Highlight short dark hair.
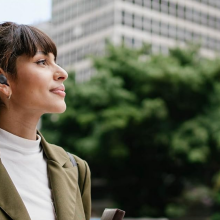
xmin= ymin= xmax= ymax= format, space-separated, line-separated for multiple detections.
xmin=0 ymin=22 xmax=57 ymax=75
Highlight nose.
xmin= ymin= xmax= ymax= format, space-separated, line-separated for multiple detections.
xmin=54 ymin=65 xmax=68 ymax=81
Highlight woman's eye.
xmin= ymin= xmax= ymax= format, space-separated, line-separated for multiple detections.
xmin=36 ymin=59 xmax=47 ymax=65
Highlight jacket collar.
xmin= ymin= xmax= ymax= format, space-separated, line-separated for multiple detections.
xmin=39 ymin=130 xmax=69 ymax=166
xmin=0 ymin=131 xmax=78 ymax=220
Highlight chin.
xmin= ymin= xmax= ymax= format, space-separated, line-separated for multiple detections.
xmin=49 ymin=103 xmax=67 ymax=113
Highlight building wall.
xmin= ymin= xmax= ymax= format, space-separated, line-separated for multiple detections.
xmin=49 ymin=0 xmax=220 ymax=81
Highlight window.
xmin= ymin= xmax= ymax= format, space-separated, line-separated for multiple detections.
xmin=185 ymin=8 xmax=193 ymax=21
xmin=169 ymin=2 xmax=176 ymax=16
xmin=168 ymin=25 xmax=176 ymax=38
xmin=134 ymin=15 xmax=142 ymax=30
xmin=201 ymin=35 xmax=209 ymax=47
xmin=124 ymin=11 xmax=133 ymax=26
xmin=208 ymin=16 xmax=216 ymax=28
xmin=193 ymin=9 xmax=200 ymax=23
xmin=177 ymin=4 xmax=185 ymax=19
xmin=184 ymin=30 xmax=192 ymax=41
xmin=193 ymin=33 xmax=201 ymax=43
xmin=161 ymin=1 xmax=168 ymax=13
xmin=143 ymin=0 xmax=151 ymax=8
xmin=216 ymin=17 xmax=220 ymax=29
xmin=135 ymin=0 xmax=143 ymax=5
xmin=201 ymin=13 xmax=208 ymax=25
xmin=152 ymin=0 xmax=160 ymax=11
xmin=160 ymin=23 xmax=169 ymax=37
xmin=152 ymin=20 xmax=160 ymax=34
xmin=176 ymin=26 xmax=185 ymax=41
xmin=143 ymin=17 xmax=151 ymax=31
xmin=124 ymin=36 xmax=133 ymax=47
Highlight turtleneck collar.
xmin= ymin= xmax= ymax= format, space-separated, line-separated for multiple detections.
xmin=0 ymin=128 xmax=41 ymax=154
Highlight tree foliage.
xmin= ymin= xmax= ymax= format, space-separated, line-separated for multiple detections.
xmin=42 ymin=43 xmax=220 ymax=218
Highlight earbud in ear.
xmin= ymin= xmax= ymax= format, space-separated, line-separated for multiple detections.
xmin=0 ymin=74 xmax=9 ymax=86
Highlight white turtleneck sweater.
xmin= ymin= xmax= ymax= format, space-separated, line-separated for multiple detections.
xmin=0 ymin=128 xmax=56 ymax=220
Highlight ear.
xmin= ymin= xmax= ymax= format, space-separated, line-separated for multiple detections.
xmin=0 ymin=68 xmax=12 ymax=98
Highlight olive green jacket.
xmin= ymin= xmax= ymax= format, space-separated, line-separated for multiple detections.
xmin=0 ymin=132 xmax=91 ymax=220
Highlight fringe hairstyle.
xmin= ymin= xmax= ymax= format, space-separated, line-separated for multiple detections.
xmin=0 ymin=22 xmax=57 ymax=75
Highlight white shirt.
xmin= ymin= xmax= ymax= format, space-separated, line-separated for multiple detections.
xmin=0 ymin=128 xmax=56 ymax=220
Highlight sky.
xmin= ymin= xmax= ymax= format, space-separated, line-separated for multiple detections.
xmin=0 ymin=0 xmax=51 ymax=25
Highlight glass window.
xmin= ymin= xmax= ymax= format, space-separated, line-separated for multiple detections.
xmin=124 ymin=11 xmax=133 ymax=26
xmin=124 ymin=36 xmax=133 ymax=47
xmin=216 ymin=1 xmax=220 ymax=8
xmin=122 ymin=11 xmax=125 ymax=25
xmin=216 ymin=17 xmax=220 ymax=29
xmin=152 ymin=20 xmax=160 ymax=34
xmin=143 ymin=17 xmax=151 ymax=31
xmin=134 ymin=15 xmax=142 ymax=30
xmin=169 ymin=2 xmax=177 ymax=16
xmin=201 ymin=0 xmax=208 ymax=3
xmin=217 ymin=41 xmax=220 ymax=51
xmin=168 ymin=25 xmax=176 ymax=38
xmin=177 ymin=4 xmax=185 ymax=19
xmin=176 ymin=26 xmax=185 ymax=41
xmin=193 ymin=9 xmax=200 ymax=23
xmin=152 ymin=1 xmax=160 ymax=11
xmin=160 ymin=23 xmax=169 ymax=37
xmin=143 ymin=0 xmax=151 ymax=8
xmin=209 ymin=0 xmax=216 ymax=7
xmin=184 ymin=30 xmax=192 ymax=41
xmin=161 ymin=1 xmax=168 ymax=13
xmin=135 ymin=0 xmax=143 ymax=5
xmin=115 ymin=10 xmax=122 ymax=24
xmin=201 ymin=35 xmax=208 ymax=47
xmin=185 ymin=8 xmax=193 ymax=21
xmin=208 ymin=16 xmax=216 ymax=28
xmin=193 ymin=33 xmax=201 ymax=43
xmin=201 ymin=13 xmax=208 ymax=25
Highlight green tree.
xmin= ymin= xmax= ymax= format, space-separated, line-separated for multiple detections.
xmin=42 ymin=43 xmax=220 ymax=218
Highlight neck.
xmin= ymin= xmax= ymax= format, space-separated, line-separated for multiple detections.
xmin=0 ymin=108 xmax=41 ymax=140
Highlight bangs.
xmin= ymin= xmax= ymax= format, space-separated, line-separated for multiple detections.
xmin=15 ymin=25 xmax=57 ymax=58
xmin=0 ymin=22 xmax=57 ymax=74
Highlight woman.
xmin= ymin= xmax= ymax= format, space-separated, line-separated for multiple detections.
xmin=0 ymin=22 xmax=91 ymax=220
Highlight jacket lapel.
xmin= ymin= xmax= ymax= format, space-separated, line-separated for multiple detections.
xmin=39 ymin=132 xmax=79 ymax=220
xmin=0 ymin=159 xmax=31 ymax=220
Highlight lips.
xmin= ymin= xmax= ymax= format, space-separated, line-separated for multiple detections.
xmin=50 ymin=84 xmax=66 ymax=97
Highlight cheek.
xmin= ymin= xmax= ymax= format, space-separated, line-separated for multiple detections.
xmin=12 ymin=73 xmax=49 ymax=99
xmin=22 ymin=68 xmax=49 ymax=86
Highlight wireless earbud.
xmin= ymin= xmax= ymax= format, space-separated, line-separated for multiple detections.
xmin=0 ymin=74 xmax=9 ymax=86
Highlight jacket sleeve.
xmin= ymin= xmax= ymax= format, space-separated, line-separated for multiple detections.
xmin=74 ymin=156 xmax=91 ymax=220
xmin=81 ymin=161 xmax=91 ymax=220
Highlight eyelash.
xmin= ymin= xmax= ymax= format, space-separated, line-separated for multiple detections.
xmin=36 ymin=59 xmax=47 ymax=65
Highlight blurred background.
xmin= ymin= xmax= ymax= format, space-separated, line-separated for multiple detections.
xmin=2 ymin=0 xmax=220 ymax=219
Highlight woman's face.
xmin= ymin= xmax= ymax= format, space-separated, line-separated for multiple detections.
xmin=9 ymin=51 xmax=68 ymax=115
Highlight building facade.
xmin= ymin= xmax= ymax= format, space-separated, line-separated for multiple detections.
xmin=49 ymin=0 xmax=220 ymax=81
